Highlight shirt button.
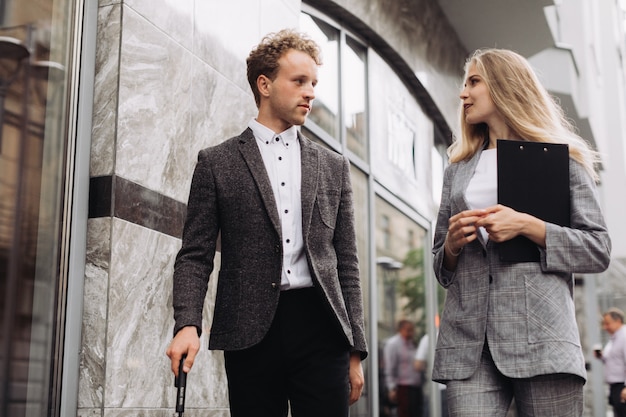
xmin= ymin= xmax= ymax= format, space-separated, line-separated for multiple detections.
xmin=278 ymin=156 xmax=282 ymax=161
xmin=287 ymin=270 xmax=291 ymax=274
xmin=281 ymin=182 xmax=285 ymax=186
xmin=284 ymin=209 xmax=289 ymax=214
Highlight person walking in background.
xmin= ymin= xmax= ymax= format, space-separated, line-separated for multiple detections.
xmin=432 ymin=48 xmax=611 ymax=417
xmin=384 ymin=319 xmax=423 ymax=417
xmin=165 ymin=29 xmax=367 ymax=417
xmin=595 ymin=308 xmax=626 ymax=417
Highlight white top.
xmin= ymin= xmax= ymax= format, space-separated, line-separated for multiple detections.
xmin=465 ymin=148 xmax=498 ymax=241
xmin=248 ymin=119 xmax=313 ymax=290
xmin=415 ymin=334 xmax=446 ymax=390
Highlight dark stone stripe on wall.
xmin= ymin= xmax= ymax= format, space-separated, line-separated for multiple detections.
xmin=88 ymin=175 xmax=113 ymax=218
xmin=88 ymin=175 xmax=187 ymax=239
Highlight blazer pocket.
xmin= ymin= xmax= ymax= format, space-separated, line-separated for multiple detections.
xmin=210 ymin=269 xmax=242 ymax=335
xmin=315 ymin=189 xmax=340 ymax=229
xmin=524 ymin=273 xmax=580 ymax=345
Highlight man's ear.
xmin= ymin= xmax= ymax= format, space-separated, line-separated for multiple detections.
xmin=257 ymin=75 xmax=271 ymax=99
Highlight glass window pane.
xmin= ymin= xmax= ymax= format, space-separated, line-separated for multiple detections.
xmin=375 ymin=196 xmax=427 ymax=417
xmin=432 ymin=145 xmax=444 ymax=205
xmin=300 ymin=13 xmax=339 ymax=138
xmin=0 ymin=0 xmax=75 ymax=415
xmin=344 ymin=36 xmax=367 ymax=161
xmin=348 ymin=165 xmax=370 ymax=417
xmin=369 ymin=51 xmax=434 ymax=210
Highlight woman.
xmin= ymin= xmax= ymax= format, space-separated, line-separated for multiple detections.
xmin=432 ymin=48 xmax=611 ymax=416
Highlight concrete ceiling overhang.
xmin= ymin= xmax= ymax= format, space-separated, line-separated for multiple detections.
xmin=437 ymin=0 xmax=556 ymax=57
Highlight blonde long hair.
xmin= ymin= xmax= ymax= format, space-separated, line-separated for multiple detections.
xmin=448 ymin=48 xmax=599 ymax=181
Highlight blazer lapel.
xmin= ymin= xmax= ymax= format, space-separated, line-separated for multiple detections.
xmin=298 ymin=133 xmax=319 ymax=240
xmin=454 ymin=147 xmax=488 ymax=248
xmin=237 ymin=128 xmax=282 ymax=235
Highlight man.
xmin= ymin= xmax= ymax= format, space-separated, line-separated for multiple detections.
xmin=165 ymin=29 xmax=367 ymax=417
xmin=384 ymin=320 xmax=423 ymax=417
xmin=596 ymin=308 xmax=626 ymax=417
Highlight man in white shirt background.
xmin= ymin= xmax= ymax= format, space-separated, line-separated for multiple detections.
xmin=595 ymin=308 xmax=626 ymax=417
xmin=384 ymin=320 xmax=423 ymax=417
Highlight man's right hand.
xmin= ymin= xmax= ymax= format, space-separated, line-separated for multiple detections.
xmin=388 ymin=388 xmax=397 ymax=404
xmin=166 ymin=326 xmax=200 ymax=377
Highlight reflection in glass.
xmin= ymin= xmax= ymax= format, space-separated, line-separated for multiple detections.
xmin=348 ymin=165 xmax=370 ymax=417
xmin=0 ymin=0 xmax=73 ymax=415
xmin=375 ymin=196 xmax=427 ymax=417
xmin=300 ymin=13 xmax=339 ymax=138
xmin=368 ymin=51 xmax=434 ymax=210
xmin=344 ymin=36 xmax=367 ymax=161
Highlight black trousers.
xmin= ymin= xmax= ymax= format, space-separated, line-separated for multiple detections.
xmin=224 ymin=287 xmax=351 ymax=417
xmin=609 ymin=383 xmax=626 ymax=417
xmin=396 ymin=385 xmax=424 ymax=417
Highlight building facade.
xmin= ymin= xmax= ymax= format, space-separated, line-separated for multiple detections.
xmin=0 ymin=0 xmax=625 ymax=416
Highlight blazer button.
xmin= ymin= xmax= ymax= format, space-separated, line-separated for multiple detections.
xmin=489 ymin=275 xmax=493 ymax=284
xmin=271 ymin=282 xmax=278 ymax=290
xmin=482 ymin=249 xmax=487 ymax=257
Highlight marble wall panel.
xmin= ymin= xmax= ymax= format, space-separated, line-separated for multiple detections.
xmin=188 ymin=56 xmax=257 ymax=165
xmin=91 ymin=4 xmax=121 ymax=177
xmin=259 ymin=0 xmax=302 ymax=41
xmin=79 ymin=217 xmax=112 ymax=411
xmin=193 ymin=0 xmax=261 ymax=94
xmin=104 ymin=218 xmax=228 ymax=410
xmin=78 ymin=409 xmax=103 ymax=417
xmin=98 ymin=0 xmax=119 ymax=7
xmin=125 ymin=0 xmax=194 ymax=50
xmin=115 ymin=5 xmax=194 ymax=202
xmin=193 ymin=0 xmax=300 ymax=93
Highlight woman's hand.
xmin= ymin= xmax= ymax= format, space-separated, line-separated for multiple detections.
xmin=443 ymin=208 xmax=487 ymax=270
xmin=446 ymin=208 xmax=487 ymax=253
xmin=476 ymin=204 xmax=546 ymax=247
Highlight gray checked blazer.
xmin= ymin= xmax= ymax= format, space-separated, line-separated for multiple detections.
xmin=172 ymin=128 xmax=367 ymax=358
xmin=432 ymin=145 xmax=611 ymax=383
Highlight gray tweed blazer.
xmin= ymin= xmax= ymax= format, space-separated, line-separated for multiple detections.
xmin=432 ymin=145 xmax=611 ymax=383
xmin=172 ymin=128 xmax=367 ymax=358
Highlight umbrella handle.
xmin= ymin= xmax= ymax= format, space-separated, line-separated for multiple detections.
xmin=175 ymin=354 xmax=187 ymax=415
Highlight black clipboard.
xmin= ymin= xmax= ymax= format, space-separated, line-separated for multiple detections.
xmin=497 ymin=139 xmax=570 ymax=262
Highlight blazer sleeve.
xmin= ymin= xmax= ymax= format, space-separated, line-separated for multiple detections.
xmin=334 ymin=155 xmax=368 ymax=357
xmin=540 ymin=158 xmax=611 ymax=273
xmin=172 ymin=149 xmax=220 ymax=336
xmin=432 ymin=162 xmax=459 ymax=288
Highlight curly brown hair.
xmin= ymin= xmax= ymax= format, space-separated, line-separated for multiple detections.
xmin=247 ymin=29 xmax=322 ymax=107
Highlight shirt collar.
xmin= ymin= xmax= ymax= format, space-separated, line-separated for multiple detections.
xmin=248 ymin=118 xmax=298 ymax=148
